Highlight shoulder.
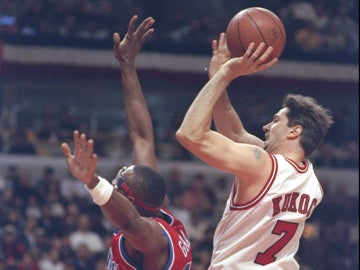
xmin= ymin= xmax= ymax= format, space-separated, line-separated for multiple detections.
xmin=235 ymin=147 xmax=274 ymax=182
xmin=232 ymin=152 xmax=276 ymax=204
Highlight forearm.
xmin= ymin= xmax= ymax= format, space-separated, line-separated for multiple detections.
xmin=177 ymin=69 xmax=230 ymax=141
xmin=120 ymin=66 xmax=154 ymax=143
xmin=120 ymin=65 xmax=158 ymax=169
xmin=213 ymin=91 xmax=264 ymax=146
xmin=101 ymin=189 xmax=141 ymax=231
xmin=86 ymin=174 xmax=141 ymax=230
xmin=213 ymin=91 xmax=244 ymax=141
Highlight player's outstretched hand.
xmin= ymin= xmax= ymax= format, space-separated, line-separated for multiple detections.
xmin=223 ymin=42 xmax=278 ymax=80
xmin=209 ymin=32 xmax=231 ymax=79
xmin=113 ymin=15 xmax=155 ymax=66
xmin=61 ymin=130 xmax=98 ymax=185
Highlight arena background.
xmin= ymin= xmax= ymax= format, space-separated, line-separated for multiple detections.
xmin=0 ymin=0 xmax=358 ymax=269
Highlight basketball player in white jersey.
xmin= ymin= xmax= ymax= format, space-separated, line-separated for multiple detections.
xmin=176 ymin=33 xmax=333 ymax=269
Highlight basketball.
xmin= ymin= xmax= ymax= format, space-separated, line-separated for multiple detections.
xmin=225 ymin=7 xmax=286 ymax=59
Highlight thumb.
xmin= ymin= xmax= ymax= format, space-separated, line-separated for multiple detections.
xmin=113 ymin=32 xmax=121 ymax=47
xmin=61 ymin=143 xmax=71 ymax=157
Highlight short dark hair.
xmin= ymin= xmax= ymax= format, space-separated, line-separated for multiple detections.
xmin=131 ymin=165 xmax=167 ymax=209
xmin=283 ymin=94 xmax=334 ymax=156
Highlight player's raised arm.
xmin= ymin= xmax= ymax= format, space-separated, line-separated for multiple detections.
xmin=113 ymin=15 xmax=158 ymax=171
xmin=61 ymin=15 xmax=192 ymax=269
xmin=210 ymin=33 xmax=264 ymax=146
xmin=61 ymin=131 xmax=167 ymax=253
xmin=176 ymin=43 xmax=277 ymax=178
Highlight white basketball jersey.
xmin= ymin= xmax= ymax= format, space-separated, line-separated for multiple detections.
xmin=209 ymin=154 xmax=323 ymax=270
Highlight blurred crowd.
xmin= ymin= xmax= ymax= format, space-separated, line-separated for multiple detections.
xmin=0 ymin=164 xmax=358 ymax=270
xmin=0 ymin=94 xmax=357 ymax=169
xmin=0 ymin=0 xmax=358 ymax=167
xmin=0 ymin=0 xmax=358 ymax=63
xmin=0 ymin=0 xmax=358 ymax=269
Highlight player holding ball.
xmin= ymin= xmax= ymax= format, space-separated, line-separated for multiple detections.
xmin=176 ymin=8 xmax=333 ymax=269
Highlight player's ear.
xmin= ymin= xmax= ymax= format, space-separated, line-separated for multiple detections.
xmin=288 ymin=125 xmax=302 ymax=139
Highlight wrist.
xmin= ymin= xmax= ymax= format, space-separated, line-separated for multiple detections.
xmin=86 ymin=173 xmax=100 ymax=189
xmin=85 ymin=176 xmax=114 ymax=205
xmin=120 ymin=62 xmax=135 ymax=71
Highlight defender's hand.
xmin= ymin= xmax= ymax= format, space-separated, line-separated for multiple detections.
xmin=61 ymin=130 xmax=98 ymax=185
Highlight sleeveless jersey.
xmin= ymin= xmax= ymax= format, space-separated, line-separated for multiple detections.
xmin=209 ymin=154 xmax=323 ymax=270
xmin=106 ymin=208 xmax=192 ymax=270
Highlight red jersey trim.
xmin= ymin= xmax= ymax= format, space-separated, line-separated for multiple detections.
xmin=230 ymin=154 xmax=278 ymax=210
xmin=284 ymin=157 xmax=309 ymax=173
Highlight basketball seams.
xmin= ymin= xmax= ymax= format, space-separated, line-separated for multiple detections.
xmin=236 ymin=16 xmax=246 ymax=56
xmin=245 ymin=10 xmax=269 ymax=51
xmin=245 ymin=10 xmax=272 ymax=60
xmin=257 ymin=9 xmax=286 ymax=52
xmin=226 ymin=7 xmax=286 ymax=59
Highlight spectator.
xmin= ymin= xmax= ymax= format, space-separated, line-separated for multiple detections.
xmin=0 ymin=172 xmax=13 ymax=197
xmin=17 ymin=251 xmax=41 ymax=270
xmin=0 ymin=224 xmax=27 ymax=268
xmin=25 ymin=194 xmax=42 ymax=220
xmin=39 ymin=248 xmax=65 ymax=270
xmin=38 ymin=204 xmax=64 ymax=238
xmin=23 ymin=215 xmax=41 ymax=249
xmin=68 ymin=214 xmax=105 ymax=255
xmin=4 ymin=165 xmax=20 ymax=192
xmin=62 ymin=203 xmax=81 ymax=235
xmin=8 ymin=128 xmax=37 ymax=155
xmin=35 ymin=167 xmax=58 ymax=194
xmin=58 ymin=105 xmax=80 ymax=140
xmin=2 ymin=207 xmax=25 ymax=233
xmin=32 ymin=227 xmax=51 ymax=258
xmin=168 ymin=190 xmax=192 ymax=232
xmin=186 ymin=211 xmax=210 ymax=242
xmin=0 ymin=189 xmax=16 ymax=226
xmin=12 ymin=172 xmax=37 ymax=206
xmin=59 ymin=172 xmax=91 ymax=203
xmin=165 ymin=167 xmax=185 ymax=204
xmin=70 ymin=244 xmax=92 ymax=270
xmin=36 ymin=107 xmax=58 ymax=142
xmin=329 ymin=6 xmax=359 ymax=54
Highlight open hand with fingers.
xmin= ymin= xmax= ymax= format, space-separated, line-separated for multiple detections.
xmin=61 ymin=130 xmax=98 ymax=186
xmin=113 ymin=15 xmax=155 ymax=66
xmin=223 ymin=42 xmax=278 ymax=81
xmin=209 ymin=32 xmax=231 ymax=79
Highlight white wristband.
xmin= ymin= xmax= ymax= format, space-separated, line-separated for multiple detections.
xmin=85 ymin=176 xmax=114 ymax=206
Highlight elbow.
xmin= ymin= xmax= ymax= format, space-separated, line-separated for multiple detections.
xmin=176 ymin=128 xmax=203 ymax=151
xmin=175 ymin=128 xmax=187 ymax=146
xmin=175 ymin=128 xmax=194 ymax=147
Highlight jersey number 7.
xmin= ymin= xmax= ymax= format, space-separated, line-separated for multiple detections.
xmin=255 ymin=220 xmax=299 ymax=265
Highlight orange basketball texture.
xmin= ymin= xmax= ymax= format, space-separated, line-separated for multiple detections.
xmin=225 ymin=7 xmax=286 ymax=59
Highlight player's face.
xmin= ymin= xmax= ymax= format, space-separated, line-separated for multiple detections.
xmin=112 ymin=166 xmax=135 ymax=197
xmin=262 ymin=108 xmax=291 ymax=153
xmin=112 ymin=166 xmax=159 ymax=212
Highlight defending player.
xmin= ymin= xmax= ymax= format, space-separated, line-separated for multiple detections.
xmin=62 ymin=15 xmax=192 ymax=270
